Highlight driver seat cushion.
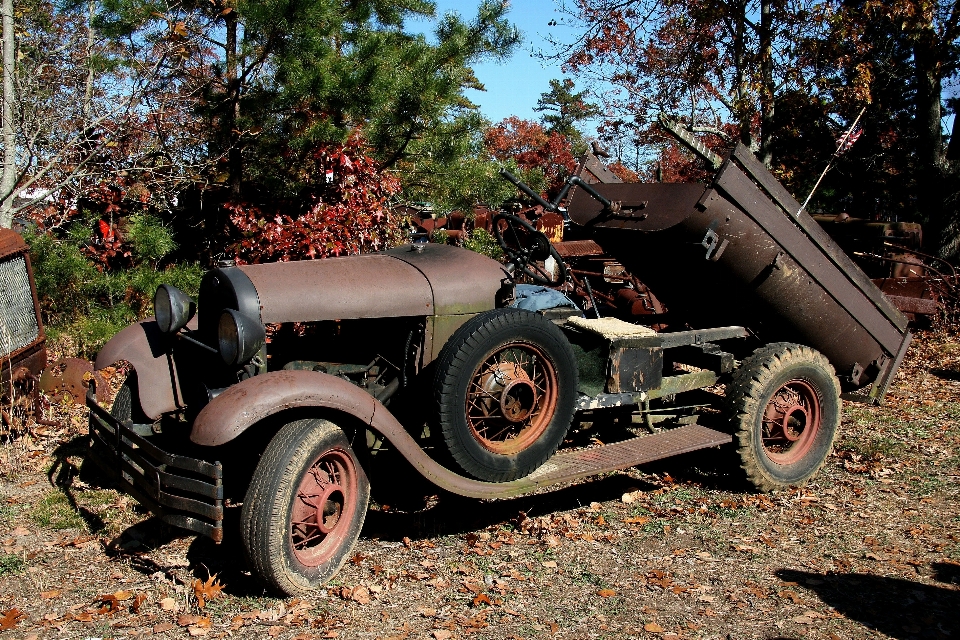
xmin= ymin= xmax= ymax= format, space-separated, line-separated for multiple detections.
xmin=565 ymin=316 xmax=657 ymax=339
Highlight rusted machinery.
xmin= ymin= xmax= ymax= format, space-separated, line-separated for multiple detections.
xmin=0 ymin=228 xmax=47 ymax=429
xmin=86 ymin=143 xmax=912 ymax=597
xmin=0 ymin=229 xmax=105 ymax=431
xmin=562 ymin=143 xmax=912 ymax=402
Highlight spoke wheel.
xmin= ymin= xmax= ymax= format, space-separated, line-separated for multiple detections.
xmin=725 ymin=343 xmax=840 ymax=492
xmin=435 ymin=308 xmax=577 ymax=482
xmin=242 ymin=419 xmax=369 ymax=595
xmin=289 ymin=449 xmax=358 ymax=567
xmin=760 ymin=379 xmax=821 ymax=465
xmin=466 ymin=342 xmax=558 ymax=455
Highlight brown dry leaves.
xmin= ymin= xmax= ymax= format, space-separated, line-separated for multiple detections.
xmin=0 ymin=608 xmax=26 ymax=630
xmin=191 ymin=574 xmax=224 ymax=608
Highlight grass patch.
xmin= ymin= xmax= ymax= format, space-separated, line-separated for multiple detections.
xmin=29 ymin=491 xmax=86 ymax=531
xmin=0 ymin=553 xmax=25 ymax=576
xmin=0 ymin=503 xmax=18 ymax=528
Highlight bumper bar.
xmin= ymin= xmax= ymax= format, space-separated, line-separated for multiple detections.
xmin=86 ymin=388 xmax=224 ymax=542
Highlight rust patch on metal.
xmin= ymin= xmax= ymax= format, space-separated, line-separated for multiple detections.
xmin=39 ymin=357 xmax=108 ymax=404
xmin=554 ymin=240 xmax=605 ymax=258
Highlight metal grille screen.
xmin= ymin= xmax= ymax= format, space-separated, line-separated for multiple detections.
xmin=0 ymin=256 xmax=40 ymax=357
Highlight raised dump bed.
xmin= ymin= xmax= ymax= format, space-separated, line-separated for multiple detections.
xmin=566 ymin=143 xmax=912 ymax=403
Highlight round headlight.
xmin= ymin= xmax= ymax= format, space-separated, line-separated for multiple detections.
xmin=154 ymin=284 xmax=196 ymax=333
xmin=155 ymin=287 xmax=172 ymax=332
xmin=218 ymin=308 xmax=266 ymax=366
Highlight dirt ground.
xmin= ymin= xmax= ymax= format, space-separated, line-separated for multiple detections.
xmin=1 ymin=330 xmax=958 ymax=640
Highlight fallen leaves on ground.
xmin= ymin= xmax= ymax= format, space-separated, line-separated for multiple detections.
xmin=191 ymin=574 xmax=224 ymax=608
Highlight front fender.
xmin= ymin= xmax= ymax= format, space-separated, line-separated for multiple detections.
xmin=94 ymin=318 xmax=183 ymax=420
xmin=190 ymin=369 xmax=532 ymax=499
xmin=191 ymin=370 xmax=377 ymax=446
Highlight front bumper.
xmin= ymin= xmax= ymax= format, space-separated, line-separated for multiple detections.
xmin=86 ymin=388 xmax=224 ymax=542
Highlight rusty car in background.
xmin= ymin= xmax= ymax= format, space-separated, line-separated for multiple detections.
xmin=0 ymin=228 xmax=47 ymax=429
xmin=0 ymin=228 xmax=106 ymax=431
xmin=87 ymin=142 xmax=912 ymax=596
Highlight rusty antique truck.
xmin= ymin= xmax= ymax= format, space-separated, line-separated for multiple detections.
xmin=87 ymin=144 xmax=912 ymax=595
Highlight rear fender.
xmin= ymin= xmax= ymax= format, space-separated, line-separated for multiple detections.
xmin=94 ymin=318 xmax=184 ymax=420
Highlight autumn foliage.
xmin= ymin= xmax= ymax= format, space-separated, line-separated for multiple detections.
xmin=227 ymin=134 xmax=404 ymax=264
xmin=484 ymin=117 xmax=578 ymax=198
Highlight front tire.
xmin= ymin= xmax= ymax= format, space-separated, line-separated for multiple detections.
xmin=111 ymin=373 xmax=154 ymax=435
xmin=434 ymin=308 xmax=577 ymax=482
xmin=725 ymin=343 xmax=841 ymax=492
xmin=241 ymin=418 xmax=369 ymax=595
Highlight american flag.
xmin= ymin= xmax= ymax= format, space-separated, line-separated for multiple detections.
xmin=837 ymin=126 xmax=862 ymax=154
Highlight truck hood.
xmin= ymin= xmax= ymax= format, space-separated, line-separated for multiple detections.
xmin=212 ymin=243 xmax=504 ymax=326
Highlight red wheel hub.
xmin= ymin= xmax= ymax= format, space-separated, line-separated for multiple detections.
xmin=761 ymin=379 xmax=822 ymax=465
xmin=466 ymin=342 xmax=558 ymax=455
xmin=289 ymin=449 xmax=357 ymax=567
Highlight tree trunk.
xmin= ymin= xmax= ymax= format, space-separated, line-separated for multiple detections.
xmin=1 ymin=0 xmax=16 ymax=228
xmin=225 ymin=8 xmax=241 ymax=198
xmin=912 ymin=7 xmax=945 ymax=249
xmin=83 ymin=0 xmax=95 ymax=119
xmin=732 ymin=0 xmax=754 ymax=152
xmin=758 ymin=0 xmax=775 ymax=168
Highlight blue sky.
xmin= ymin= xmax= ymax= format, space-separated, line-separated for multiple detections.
xmin=410 ymin=0 xmax=581 ymax=124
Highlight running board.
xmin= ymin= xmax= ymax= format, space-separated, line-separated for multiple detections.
xmin=527 ymin=424 xmax=731 ymax=486
xmin=386 ymin=423 xmax=732 ymax=500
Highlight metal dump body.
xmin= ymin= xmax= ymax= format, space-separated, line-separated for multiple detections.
xmin=567 ymin=144 xmax=911 ymax=401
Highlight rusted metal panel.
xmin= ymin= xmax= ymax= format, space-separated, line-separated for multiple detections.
xmin=94 ymin=318 xmax=184 ymax=420
xmin=239 ymin=253 xmax=433 ymax=323
xmin=568 ymin=182 xmax=708 ymax=231
xmin=731 ymin=146 xmax=907 ymax=331
xmin=711 ymin=165 xmax=905 ymax=355
xmin=554 ymin=239 xmax=605 ymax=258
xmin=426 ymin=313 xmax=476 ymax=364
xmin=237 ymin=245 xmax=502 ymax=324
xmin=386 ymin=243 xmax=505 ymax=317
xmin=607 ymin=346 xmax=662 ymax=393
xmin=0 ymin=228 xmax=28 ymax=260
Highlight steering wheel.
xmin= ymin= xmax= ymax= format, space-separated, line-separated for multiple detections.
xmin=492 ymin=213 xmax=569 ymax=287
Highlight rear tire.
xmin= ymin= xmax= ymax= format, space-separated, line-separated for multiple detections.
xmin=434 ymin=308 xmax=577 ymax=482
xmin=725 ymin=343 xmax=841 ymax=491
xmin=241 ymin=418 xmax=369 ymax=595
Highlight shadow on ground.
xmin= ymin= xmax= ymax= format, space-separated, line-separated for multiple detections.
xmin=777 ymin=568 xmax=960 ymax=640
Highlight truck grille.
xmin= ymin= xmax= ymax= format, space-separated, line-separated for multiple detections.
xmin=0 ymin=256 xmax=39 ymax=357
